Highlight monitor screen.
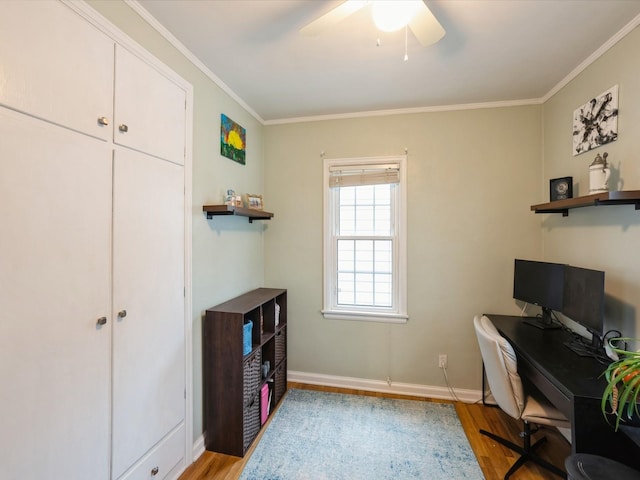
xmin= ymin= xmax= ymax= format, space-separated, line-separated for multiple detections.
xmin=562 ymin=265 xmax=605 ymax=339
xmin=513 ymin=259 xmax=565 ymax=312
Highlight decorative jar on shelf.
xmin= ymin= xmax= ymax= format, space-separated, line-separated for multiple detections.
xmin=589 ymin=152 xmax=611 ymax=194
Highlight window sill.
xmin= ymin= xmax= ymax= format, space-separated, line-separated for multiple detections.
xmin=321 ymin=309 xmax=408 ymax=324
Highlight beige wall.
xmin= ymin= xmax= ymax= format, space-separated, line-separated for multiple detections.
xmin=264 ymin=107 xmax=543 ymax=389
xmin=87 ymin=1 xmax=267 ymax=442
xmin=542 ymin=25 xmax=640 ymax=340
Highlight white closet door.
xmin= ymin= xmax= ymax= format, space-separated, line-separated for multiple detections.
xmin=0 ymin=0 xmax=114 ymax=140
xmin=0 ymin=108 xmax=112 ymax=480
xmin=114 ymin=46 xmax=186 ymax=164
xmin=111 ymin=148 xmax=185 ymax=479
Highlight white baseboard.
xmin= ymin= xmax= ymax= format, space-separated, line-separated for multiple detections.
xmin=288 ymin=370 xmax=483 ymax=404
xmin=191 ymin=434 xmax=205 ymax=463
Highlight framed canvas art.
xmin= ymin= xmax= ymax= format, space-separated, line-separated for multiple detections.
xmin=572 ymin=85 xmax=618 ymax=156
xmin=221 ymin=114 xmax=246 ymax=165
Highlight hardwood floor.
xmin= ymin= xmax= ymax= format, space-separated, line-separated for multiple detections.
xmin=179 ymin=382 xmax=570 ymax=480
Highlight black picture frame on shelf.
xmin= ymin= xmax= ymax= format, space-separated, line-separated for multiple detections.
xmin=550 ymin=176 xmax=573 ymax=201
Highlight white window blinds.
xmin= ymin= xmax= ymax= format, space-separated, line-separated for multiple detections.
xmin=329 ymin=163 xmax=400 ymax=188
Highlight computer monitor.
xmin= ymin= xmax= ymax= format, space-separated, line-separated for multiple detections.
xmin=563 ymin=265 xmax=605 ymax=347
xmin=513 ymin=259 xmax=565 ymax=329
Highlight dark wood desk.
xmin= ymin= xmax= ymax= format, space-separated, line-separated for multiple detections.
xmin=487 ymin=314 xmax=640 ymax=469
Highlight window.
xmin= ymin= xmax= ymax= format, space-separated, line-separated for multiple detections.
xmin=322 ymin=156 xmax=407 ymax=323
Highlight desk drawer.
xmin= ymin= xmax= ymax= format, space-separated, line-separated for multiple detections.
xmin=519 ymin=358 xmax=571 ymax=418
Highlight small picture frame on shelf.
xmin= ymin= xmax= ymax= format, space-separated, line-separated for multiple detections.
xmin=550 ymin=176 xmax=573 ymax=201
xmin=245 ymin=194 xmax=263 ymax=210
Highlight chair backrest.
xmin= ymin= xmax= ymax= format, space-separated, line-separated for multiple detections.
xmin=473 ymin=315 xmax=525 ymax=419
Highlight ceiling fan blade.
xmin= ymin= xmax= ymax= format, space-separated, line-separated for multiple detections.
xmin=300 ymin=0 xmax=368 ymax=36
xmin=409 ymin=2 xmax=445 ymax=47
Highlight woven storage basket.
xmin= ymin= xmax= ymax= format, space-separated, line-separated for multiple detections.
xmin=243 ymin=350 xmax=261 ymax=408
xmin=242 ymin=397 xmax=260 ymax=453
xmin=274 ymin=360 xmax=287 ymax=405
xmin=275 ymin=327 xmax=286 ymax=365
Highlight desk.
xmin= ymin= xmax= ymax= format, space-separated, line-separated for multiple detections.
xmin=487 ymin=314 xmax=640 ymax=469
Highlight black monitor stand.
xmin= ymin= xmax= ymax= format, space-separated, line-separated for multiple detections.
xmin=523 ymin=307 xmax=561 ymax=330
xmin=564 ymin=330 xmax=604 ymax=357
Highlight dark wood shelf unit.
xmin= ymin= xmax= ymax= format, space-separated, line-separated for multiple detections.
xmin=202 ymin=204 xmax=274 ymax=223
xmin=203 ymin=288 xmax=287 ymax=457
xmin=531 ymin=190 xmax=640 ymax=216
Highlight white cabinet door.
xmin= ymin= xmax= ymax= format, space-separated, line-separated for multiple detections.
xmin=0 ymin=1 xmax=114 ymax=140
xmin=114 ymin=46 xmax=186 ymax=164
xmin=111 ymin=148 xmax=185 ymax=479
xmin=0 ymin=108 xmax=112 ymax=480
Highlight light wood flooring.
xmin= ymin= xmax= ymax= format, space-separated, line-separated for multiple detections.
xmin=179 ymin=382 xmax=570 ymax=480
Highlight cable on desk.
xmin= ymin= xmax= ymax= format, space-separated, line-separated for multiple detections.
xmin=564 ymin=330 xmax=622 ymax=365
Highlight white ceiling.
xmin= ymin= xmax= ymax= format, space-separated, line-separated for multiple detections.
xmin=133 ymin=0 xmax=640 ymax=123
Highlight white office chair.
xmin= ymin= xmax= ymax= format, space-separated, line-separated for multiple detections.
xmin=473 ymin=314 xmax=570 ymax=479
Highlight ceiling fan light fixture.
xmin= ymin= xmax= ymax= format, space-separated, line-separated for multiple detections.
xmin=371 ymin=0 xmax=420 ymax=33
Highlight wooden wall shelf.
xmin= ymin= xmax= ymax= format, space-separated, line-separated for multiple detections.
xmin=531 ymin=190 xmax=640 ymax=216
xmin=203 ymin=204 xmax=274 ymax=223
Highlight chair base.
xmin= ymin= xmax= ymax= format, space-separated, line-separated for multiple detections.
xmin=480 ymin=423 xmax=566 ymax=479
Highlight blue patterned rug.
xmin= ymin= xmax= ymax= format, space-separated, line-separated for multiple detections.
xmin=239 ymin=388 xmax=484 ymax=480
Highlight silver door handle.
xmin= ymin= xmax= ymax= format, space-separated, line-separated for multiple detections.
xmin=118 ymin=310 xmax=127 ymax=319
xmin=119 ymin=124 xmax=129 ymax=133
xmin=97 ymin=116 xmax=109 ymax=126
xmin=96 ymin=316 xmax=107 ymax=326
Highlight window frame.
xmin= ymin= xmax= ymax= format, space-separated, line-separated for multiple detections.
xmin=322 ymin=155 xmax=408 ymax=323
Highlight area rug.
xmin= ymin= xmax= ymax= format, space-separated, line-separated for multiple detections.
xmin=239 ymin=388 xmax=484 ymax=480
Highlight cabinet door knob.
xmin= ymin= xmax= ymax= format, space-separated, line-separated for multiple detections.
xmin=118 ymin=124 xmax=129 ymax=133
xmin=118 ymin=310 xmax=127 ymax=319
xmin=151 ymin=466 xmax=159 ymax=476
xmin=97 ymin=116 xmax=109 ymax=126
xmin=96 ymin=316 xmax=107 ymax=326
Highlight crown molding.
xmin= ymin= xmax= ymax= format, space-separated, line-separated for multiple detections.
xmin=125 ymin=0 xmax=265 ymax=124
xmin=264 ymin=98 xmax=543 ymax=125
xmin=542 ymin=13 xmax=640 ymax=103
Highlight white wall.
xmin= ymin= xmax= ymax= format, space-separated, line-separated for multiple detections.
xmin=87 ymin=0 xmax=267 ymax=443
xmin=542 ymin=25 xmax=640 ymax=340
xmin=264 ymin=106 xmax=543 ymax=390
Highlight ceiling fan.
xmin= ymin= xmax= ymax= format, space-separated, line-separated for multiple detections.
xmin=300 ymin=0 xmax=445 ymax=47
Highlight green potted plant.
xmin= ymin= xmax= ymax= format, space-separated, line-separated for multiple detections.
xmin=601 ymin=338 xmax=640 ymax=430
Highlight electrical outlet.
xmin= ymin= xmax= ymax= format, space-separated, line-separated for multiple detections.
xmin=438 ymin=354 xmax=447 ymax=369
